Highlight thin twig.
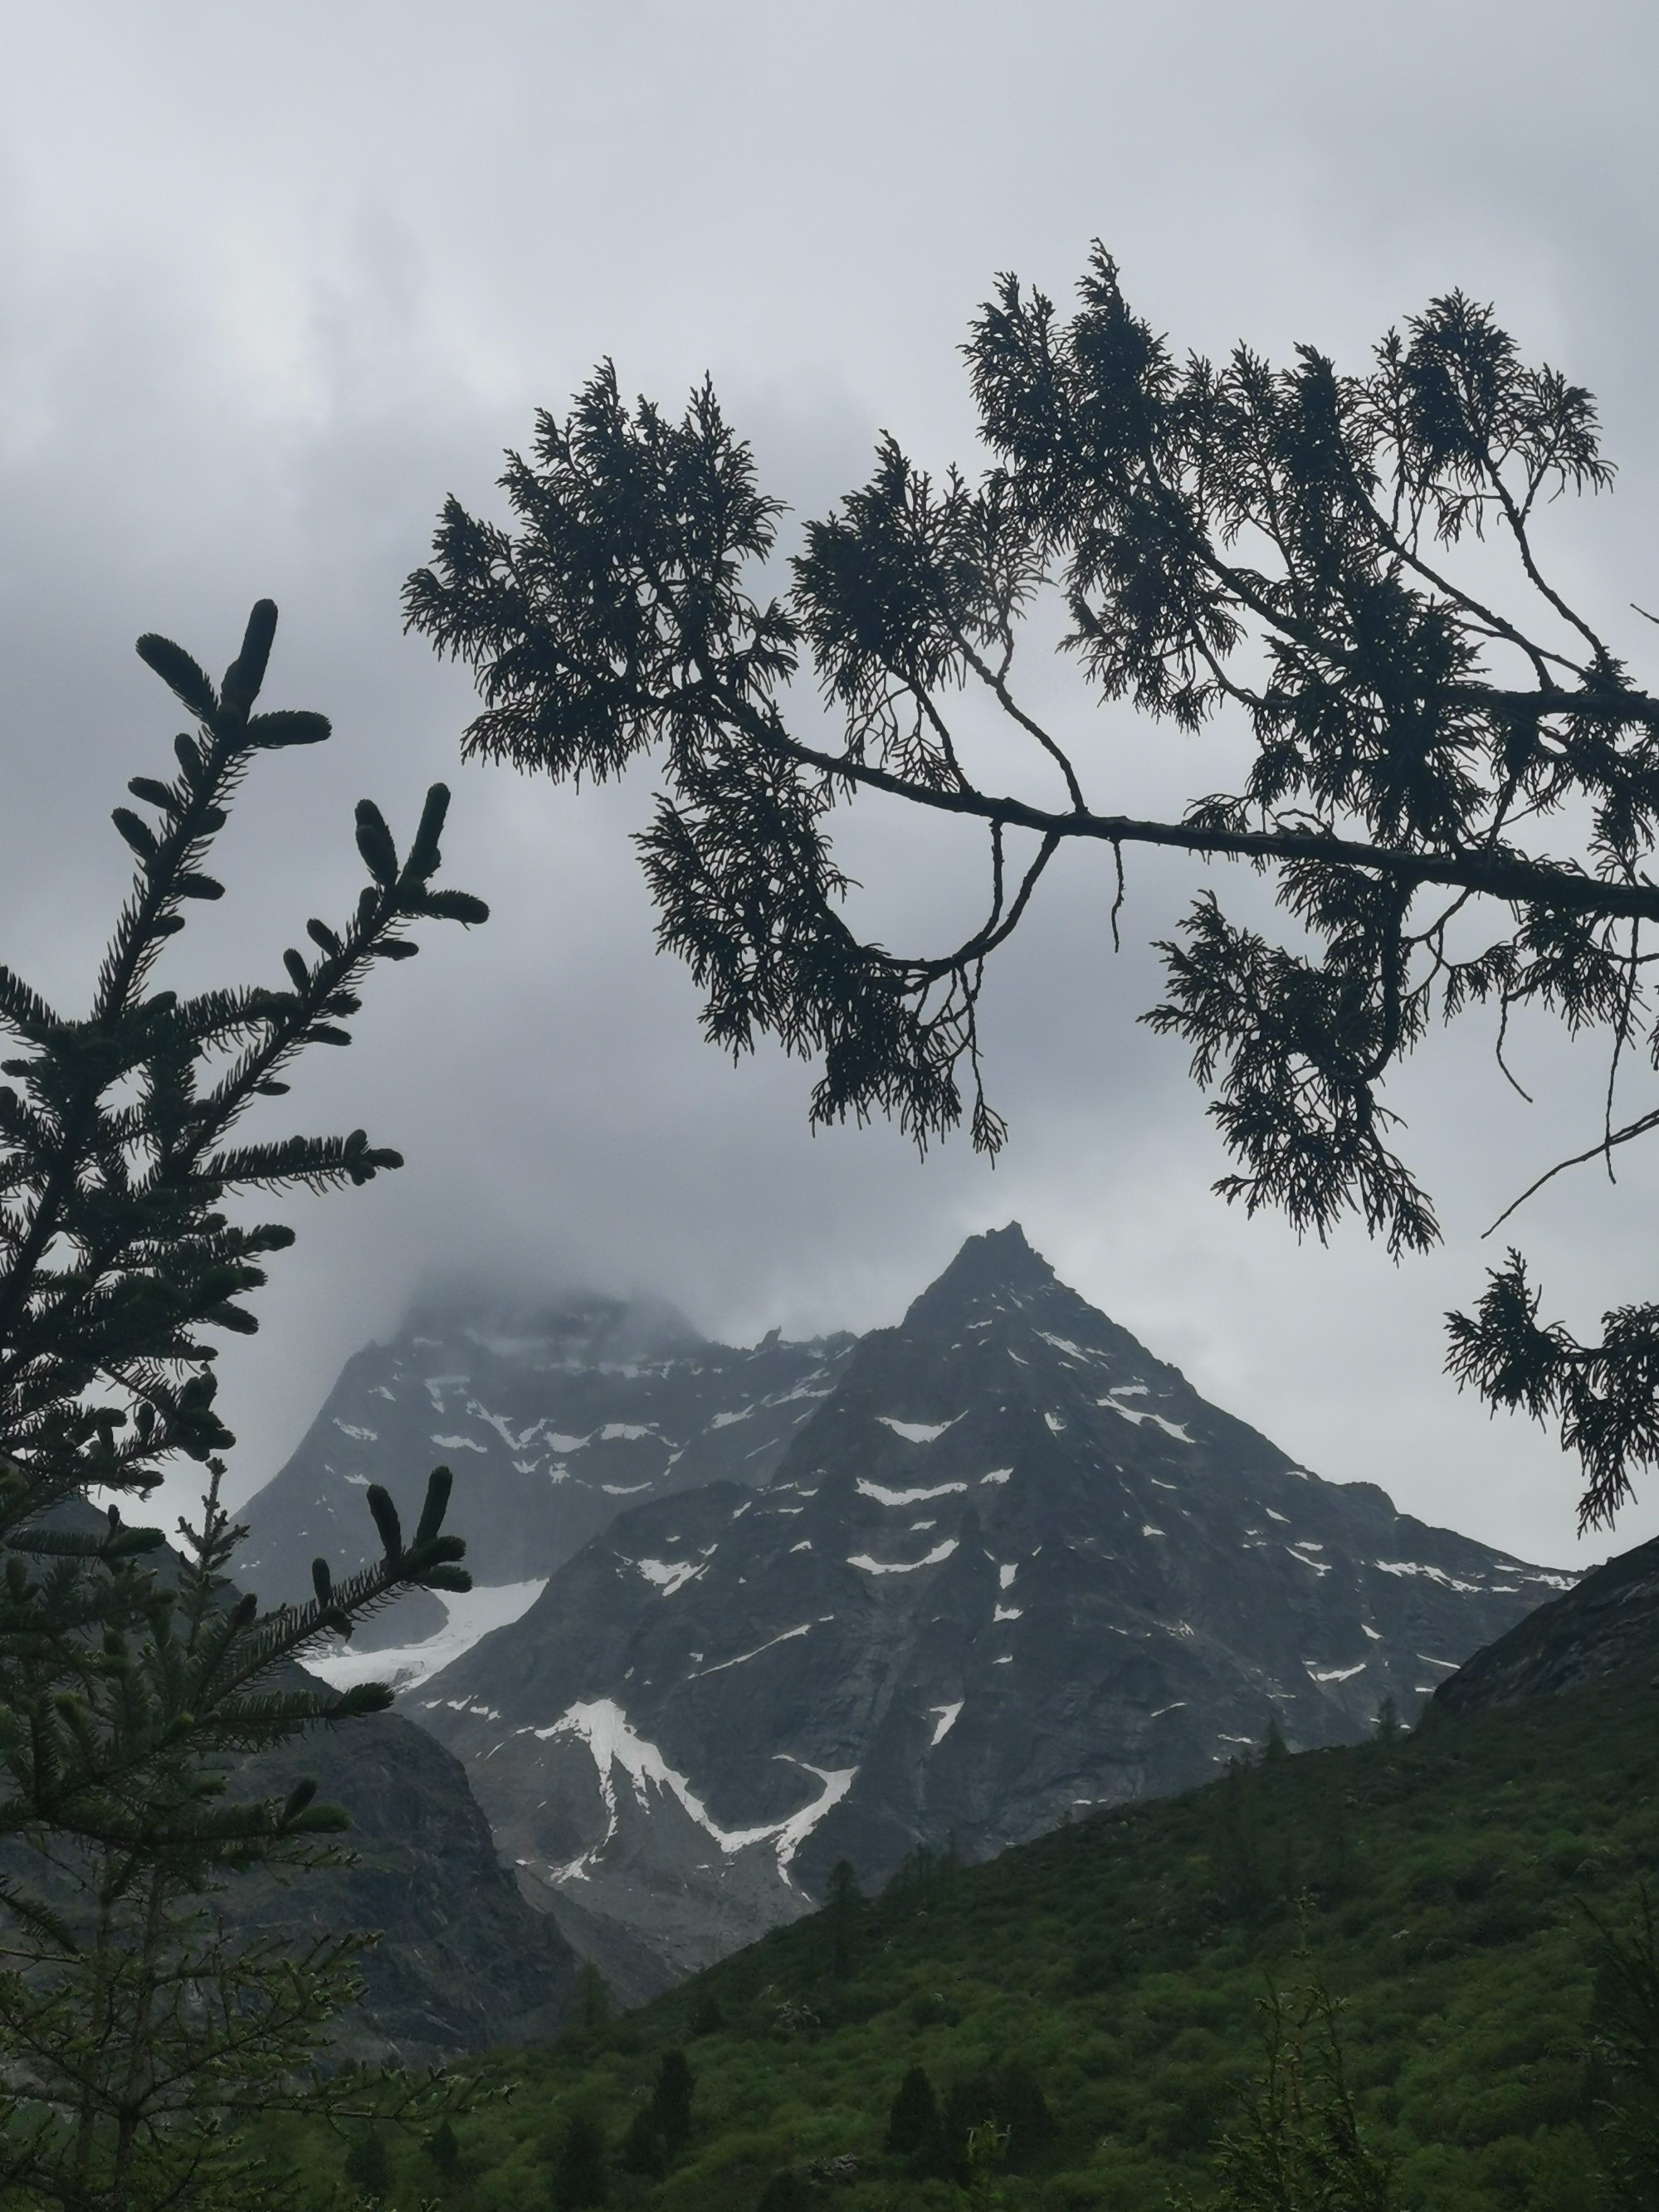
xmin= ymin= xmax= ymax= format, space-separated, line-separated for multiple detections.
xmin=1601 ymin=920 xmax=1642 ymax=1183
xmin=1483 ymin=1104 xmax=1659 ymax=1236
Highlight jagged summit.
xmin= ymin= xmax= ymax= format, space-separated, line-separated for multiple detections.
xmin=906 ymin=1220 xmax=1055 ymax=1311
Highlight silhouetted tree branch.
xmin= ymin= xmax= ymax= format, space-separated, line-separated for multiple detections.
xmin=408 ymin=251 xmax=1659 ymax=1531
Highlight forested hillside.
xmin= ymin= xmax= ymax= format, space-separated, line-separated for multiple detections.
xmin=278 ymin=1639 xmax=1659 ymax=2210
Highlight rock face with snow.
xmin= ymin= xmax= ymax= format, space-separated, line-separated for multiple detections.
xmin=235 ymin=1289 xmax=854 ymax=1682
xmin=411 ymin=1225 xmax=1574 ymax=1996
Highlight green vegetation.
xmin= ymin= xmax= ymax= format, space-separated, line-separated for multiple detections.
xmin=0 ymin=604 xmax=487 ymax=2209
xmin=271 ymin=1658 xmax=1659 ymax=2211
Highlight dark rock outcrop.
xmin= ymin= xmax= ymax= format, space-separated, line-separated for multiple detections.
xmin=1433 ymin=1532 xmax=1659 ymax=1714
xmin=236 ymin=1706 xmax=577 ymax=2063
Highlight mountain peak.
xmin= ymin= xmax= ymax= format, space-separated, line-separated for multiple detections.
xmin=909 ymin=1222 xmax=1056 ymax=1318
xmin=413 ymin=1226 xmax=1575 ymax=1995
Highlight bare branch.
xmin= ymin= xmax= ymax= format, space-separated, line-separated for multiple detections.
xmin=1483 ymin=1103 xmax=1659 ymax=1235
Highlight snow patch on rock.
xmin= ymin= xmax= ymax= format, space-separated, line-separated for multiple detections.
xmin=634 ymin=1558 xmax=704 ymax=1595
xmin=857 ymin=1478 xmax=969 ymax=1507
xmin=1098 ymin=1396 xmax=1191 ymax=1441
xmin=692 ymin=1624 xmax=813 ymax=1677
xmin=1375 ymin=1560 xmax=1480 ymax=1593
xmin=877 ymin=1415 xmax=961 ymax=1445
xmin=847 ymin=1539 xmax=960 ymax=1575
xmin=307 ymin=1578 xmax=548 ymax=1698
xmin=534 ymin=1699 xmax=855 ymax=1883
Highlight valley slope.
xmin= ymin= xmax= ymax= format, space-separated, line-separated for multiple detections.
xmin=272 ymin=1560 xmax=1659 ymax=2212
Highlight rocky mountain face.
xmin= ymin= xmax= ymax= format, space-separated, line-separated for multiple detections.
xmin=235 ymin=1291 xmax=853 ymax=1686
xmin=410 ymin=1225 xmax=1574 ymax=1998
xmin=1 ymin=1700 xmax=575 ymax=2070
xmin=236 ymin=1707 xmax=577 ymax=2065
xmin=1433 ymin=1531 xmax=1659 ymax=1714
xmin=11 ymin=1502 xmax=577 ymax=2063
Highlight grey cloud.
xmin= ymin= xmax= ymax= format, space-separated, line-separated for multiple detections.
xmin=4 ymin=1 xmax=1659 ymax=1576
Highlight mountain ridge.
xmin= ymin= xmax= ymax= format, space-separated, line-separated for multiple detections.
xmin=409 ymin=1224 xmax=1573 ymax=1992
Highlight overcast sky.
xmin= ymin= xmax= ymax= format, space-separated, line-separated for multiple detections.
xmin=5 ymin=0 xmax=1659 ymax=1570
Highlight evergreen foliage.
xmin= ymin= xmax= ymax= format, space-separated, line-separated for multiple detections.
xmin=647 ymin=2049 xmax=694 ymax=2157
xmin=0 ymin=602 xmax=490 ymax=2210
xmin=939 ymin=2059 xmax=1053 ymax=2179
xmin=425 ymin=2118 xmax=461 ymax=2180
xmin=751 ymin=2175 xmax=808 ymax=2212
xmin=823 ymin=1857 xmax=861 ymax=1980
xmin=883 ymin=2062 xmax=942 ymax=2171
xmin=617 ymin=2107 xmax=666 ymax=2180
xmin=1182 ymin=1977 xmax=1398 ymax=2212
xmin=408 ymin=256 xmax=1659 ymax=1529
xmin=342 ymin=2129 xmax=392 ymax=2203
xmin=549 ymin=2107 xmax=608 ymax=2208
xmin=1582 ymin=1887 xmax=1659 ymax=2207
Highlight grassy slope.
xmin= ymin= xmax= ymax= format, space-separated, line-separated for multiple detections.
xmin=285 ymin=1662 xmax=1659 ymax=2211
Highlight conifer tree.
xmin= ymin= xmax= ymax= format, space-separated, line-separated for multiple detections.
xmin=617 ymin=2106 xmax=666 ymax=2180
xmin=823 ymin=1855 xmax=861 ymax=1978
xmin=341 ymin=2130 xmax=392 ymax=2204
xmin=648 ymin=2048 xmax=694 ymax=2157
xmin=549 ymin=2107 xmax=608 ymax=2209
xmin=424 ymin=2117 xmax=461 ymax=2180
xmin=407 ymin=255 xmax=1659 ymax=1532
xmin=884 ymin=2063 xmax=944 ymax=2173
xmin=1584 ymin=1890 xmax=1659 ymax=2208
xmin=0 ymin=601 xmax=490 ymax=2211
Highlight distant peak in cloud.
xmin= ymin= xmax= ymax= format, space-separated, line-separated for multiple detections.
xmin=398 ymin=1284 xmax=707 ymax=1367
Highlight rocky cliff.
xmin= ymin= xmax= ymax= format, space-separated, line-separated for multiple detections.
xmin=237 ymin=1704 xmax=578 ymax=2063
